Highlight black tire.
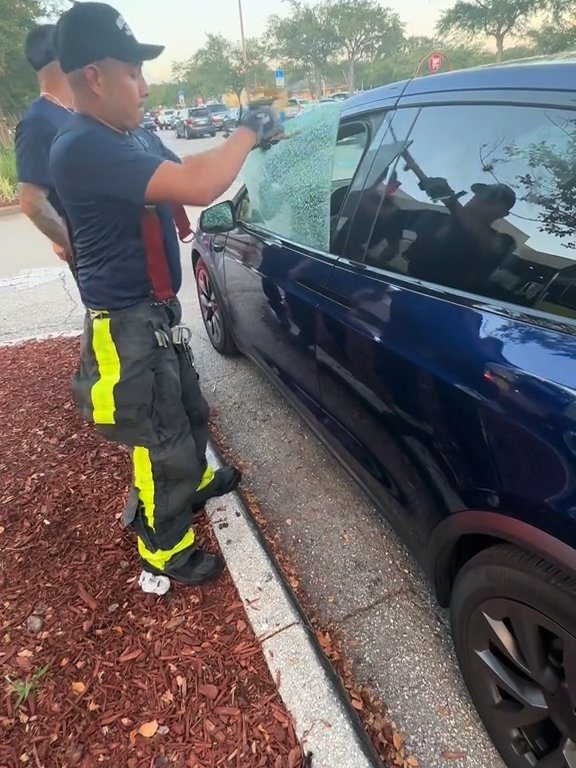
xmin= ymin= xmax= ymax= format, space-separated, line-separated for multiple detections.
xmin=451 ymin=544 xmax=576 ymax=768
xmin=194 ymin=257 xmax=237 ymax=356
xmin=210 ymin=132 xmax=216 ymax=138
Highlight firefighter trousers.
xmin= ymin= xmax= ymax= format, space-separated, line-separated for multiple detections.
xmin=73 ymin=298 xmax=212 ymax=573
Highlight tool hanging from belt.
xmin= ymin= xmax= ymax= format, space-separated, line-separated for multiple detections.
xmin=140 ymin=205 xmax=193 ymax=303
xmin=155 ymin=324 xmax=195 ymax=368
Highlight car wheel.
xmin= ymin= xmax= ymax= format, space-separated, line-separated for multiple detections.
xmin=451 ymin=543 xmax=576 ymax=768
xmin=210 ymin=132 xmax=216 ymax=138
xmin=195 ymin=257 xmax=237 ymax=356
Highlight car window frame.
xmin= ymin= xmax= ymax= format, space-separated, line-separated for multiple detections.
xmin=338 ymin=93 xmax=576 ymax=337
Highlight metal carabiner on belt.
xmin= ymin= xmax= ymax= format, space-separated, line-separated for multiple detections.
xmin=171 ymin=324 xmax=194 ymax=367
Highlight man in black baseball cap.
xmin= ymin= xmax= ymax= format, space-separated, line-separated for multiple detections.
xmin=16 ymin=25 xmax=74 ymax=267
xmin=50 ymin=2 xmax=281 ymax=593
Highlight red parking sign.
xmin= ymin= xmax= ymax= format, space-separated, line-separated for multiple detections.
xmin=428 ymin=52 xmax=443 ymax=74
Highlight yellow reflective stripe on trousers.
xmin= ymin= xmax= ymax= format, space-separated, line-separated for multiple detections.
xmin=133 ymin=446 xmax=197 ymax=571
xmin=133 ymin=447 xmax=156 ymax=532
xmin=91 ymin=317 xmax=121 ymax=424
xmin=137 ymin=527 xmax=196 ymax=572
xmin=197 ymin=466 xmax=215 ymax=492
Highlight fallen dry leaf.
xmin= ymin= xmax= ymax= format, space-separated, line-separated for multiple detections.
xmin=71 ymin=682 xmax=86 ymax=695
xmin=407 ymin=757 xmax=419 ymax=767
xmin=138 ymin=720 xmax=159 ymax=739
xmin=393 ymin=730 xmax=403 ymax=750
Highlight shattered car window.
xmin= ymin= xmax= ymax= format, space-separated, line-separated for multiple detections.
xmin=241 ymin=102 xmax=342 ymax=252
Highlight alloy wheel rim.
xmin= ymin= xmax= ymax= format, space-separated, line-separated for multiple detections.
xmin=467 ymin=597 xmax=576 ymax=767
xmin=197 ymin=268 xmax=223 ymax=346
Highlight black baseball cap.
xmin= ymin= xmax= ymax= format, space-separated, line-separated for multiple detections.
xmin=55 ymin=2 xmax=164 ymax=74
xmin=471 ymin=182 xmax=516 ymax=211
xmin=25 ymin=25 xmax=57 ymax=72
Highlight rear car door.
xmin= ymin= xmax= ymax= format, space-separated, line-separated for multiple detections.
xmin=316 ymin=92 xmax=576 ymax=553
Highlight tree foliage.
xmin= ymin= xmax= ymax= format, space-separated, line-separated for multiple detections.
xmin=267 ymin=1 xmax=339 ymax=97
xmin=176 ymin=33 xmax=270 ymax=104
xmin=0 ymin=0 xmax=68 ymax=119
xmin=437 ymin=0 xmax=565 ymax=61
xmin=325 ymin=0 xmax=405 ymax=91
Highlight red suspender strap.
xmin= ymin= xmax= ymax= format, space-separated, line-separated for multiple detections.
xmin=140 ymin=207 xmax=175 ymax=302
xmin=171 ymin=205 xmax=193 ymax=241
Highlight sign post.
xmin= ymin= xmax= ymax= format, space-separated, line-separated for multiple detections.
xmin=177 ymin=90 xmax=185 ymax=107
xmin=415 ymin=51 xmax=451 ymax=77
xmin=275 ymin=69 xmax=285 ymax=88
xmin=428 ymin=52 xmax=444 ymax=74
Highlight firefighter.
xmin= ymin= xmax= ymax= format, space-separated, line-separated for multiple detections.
xmin=16 ymin=24 xmax=74 ymax=267
xmin=50 ymin=2 xmax=282 ymax=589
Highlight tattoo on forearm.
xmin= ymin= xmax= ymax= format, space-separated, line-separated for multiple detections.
xmin=20 ymin=185 xmax=70 ymax=250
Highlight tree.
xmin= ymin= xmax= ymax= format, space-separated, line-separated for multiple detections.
xmin=437 ymin=0 xmax=560 ymax=62
xmin=180 ymin=33 xmax=269 ymax=105
xmin=267 ymin=1 xmax=338 ymax=98
xmin=0 ymin=0 xmax=68 ymax=120
xmin=530 ymin=20 xmax=576 ymax=53
xmin=324 ymin=0 xmax=405 ymax=93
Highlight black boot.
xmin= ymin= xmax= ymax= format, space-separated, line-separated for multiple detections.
xmin=193 ymin=465 xmax=241 ymax=510
xmin=142 ymin=550 xmax=224 ymax=586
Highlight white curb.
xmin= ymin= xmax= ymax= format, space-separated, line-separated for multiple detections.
xmin=205 ymin=445 xmax=379 ymax=768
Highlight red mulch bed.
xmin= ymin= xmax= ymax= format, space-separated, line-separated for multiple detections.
xmin=0 ymin=339 xmax=305 ymax=768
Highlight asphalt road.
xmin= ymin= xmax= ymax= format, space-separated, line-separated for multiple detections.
xmin=0 ymin=129 xmax=505 ymax=768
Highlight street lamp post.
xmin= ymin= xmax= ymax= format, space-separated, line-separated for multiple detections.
xmin=238 ymin=0 xmax=248 ymax=69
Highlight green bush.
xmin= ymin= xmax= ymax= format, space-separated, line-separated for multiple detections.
xmin=0 ymin=144 xmax=18 ymax=204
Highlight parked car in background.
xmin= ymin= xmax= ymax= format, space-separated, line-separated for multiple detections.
xmin=206 ymin=103 xmax=230 ymax=131
xmin=330 ymin=91 xmax=350 ymax=101
xmin=222 ymin=107 xmax=240 ymax=134
xmin=157 ymin=109 xmax=176 ymax=130
xmin=285 ymin=98 xmax=312 ymax=119
xmin=193 ymin=59 xmax=576 ymax=768
xmin=174 ymin=107 xmax=216 ymax=139
xmin=140 ymin=113 xmax=157 ymax=132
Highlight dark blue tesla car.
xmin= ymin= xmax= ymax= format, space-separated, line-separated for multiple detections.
xmin=193 ymin=59 xmax=576 ymax=768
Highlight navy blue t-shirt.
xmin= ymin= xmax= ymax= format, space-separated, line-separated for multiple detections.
xmin=15 ymin=97 xmax=71 ymax=217
xmin=49 ymin=114 xmax=181 ymax=310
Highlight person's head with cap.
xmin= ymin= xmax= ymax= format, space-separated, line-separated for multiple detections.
xmin=55 ymin=2 xmax=164 ymax=131
xmin=25 ymin=24 xmax=72 ymax=103
xmin=467 ymin=182 xmax=517 ymax=224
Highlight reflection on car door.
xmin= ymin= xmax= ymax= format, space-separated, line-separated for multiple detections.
xmin=224 ymin=221 xmax=335 ymax=406
xmin=316 ymin=98 xmax=576 ymax=555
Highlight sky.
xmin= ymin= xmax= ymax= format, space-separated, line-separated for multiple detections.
xmin=108 ymin=0 xmax=455 ymax=82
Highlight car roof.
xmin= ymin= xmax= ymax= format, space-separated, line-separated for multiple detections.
xmin=343 ymin=58 xmax=576 ymax=114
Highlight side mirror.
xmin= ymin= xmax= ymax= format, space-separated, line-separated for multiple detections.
xmin=199 ymin=201 xmax=236 ymax=234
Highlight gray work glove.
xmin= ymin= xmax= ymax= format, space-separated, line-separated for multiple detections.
xmin=239 ymin=105 xmax=285 ymax=150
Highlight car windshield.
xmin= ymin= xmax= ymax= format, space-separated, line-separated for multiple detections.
xmin=208 ymin=105 xmax=228 ymax=113
xmin=190 ymin=109 xmax=210 ymax=117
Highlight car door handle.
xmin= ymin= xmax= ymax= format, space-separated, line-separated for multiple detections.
xmin=262 ymin=237 xmax=283 ymax=248
xmin=212 ymin=242 xmax=224 ymax=253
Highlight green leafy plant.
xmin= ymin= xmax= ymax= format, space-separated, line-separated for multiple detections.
xmin=5 ymin=664 xmax=50 ymax=709
xmin=0 ymin=144 xmax=18 ymax=204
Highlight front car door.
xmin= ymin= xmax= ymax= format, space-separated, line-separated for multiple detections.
xmin=220 ymin=104 xmax=378 ymax=407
